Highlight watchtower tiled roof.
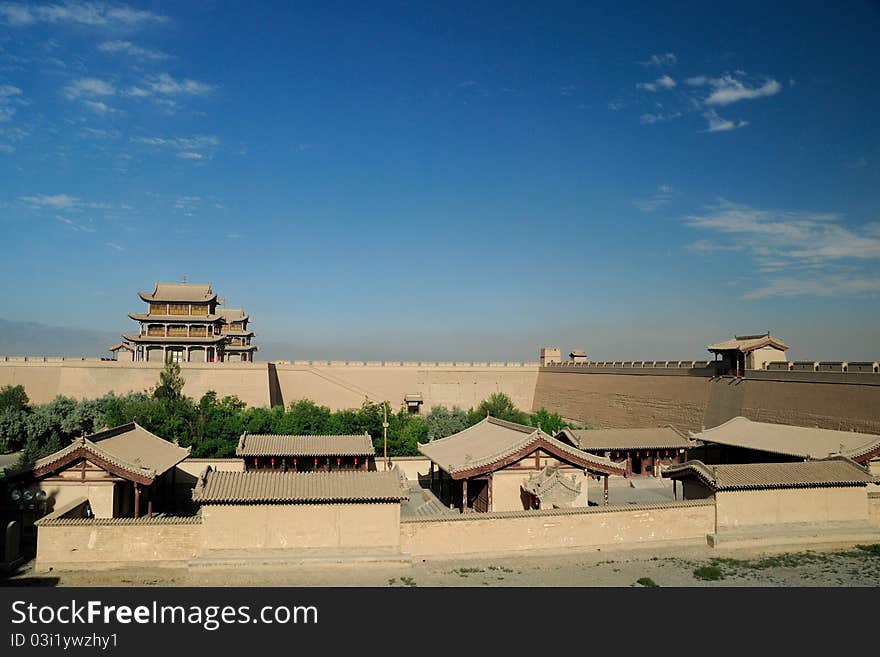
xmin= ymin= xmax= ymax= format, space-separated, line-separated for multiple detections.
xmin=138 ymin=281 xmax=216 ymax=303
xmin=707 ymin=333 xmax=789 ymax=353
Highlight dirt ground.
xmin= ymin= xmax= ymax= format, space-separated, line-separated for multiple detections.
xmin=4 ymin=541 xmax=880 ymax=587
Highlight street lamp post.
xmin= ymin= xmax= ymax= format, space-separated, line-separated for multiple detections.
xmin=382 ymin=402 xmax=390 ymax=471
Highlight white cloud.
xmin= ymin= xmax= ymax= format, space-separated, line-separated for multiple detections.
xmin=634 ymin=185 xmax=676 ymax=212
xmin=685 ymin=200 xmax=880 ymax=298
xmin=640 ymin=111 xmax=681 ymax=125
xmin=0 ymin=2 xmax=167 ymax=27
xmin=743 ymin=277 xmax=880 ymax=300
xmin=82 ymin=99 xmax=116 ymax=113
xmin=56 ymin=215 xmax=95 ymax=232
xmin=19 ymin=193 xmax=110 ymax=211
xmin=636 ymin=75 xmax=676 ymax=92
xmin=0 ymin=106 xmax=14 ymax=122
xmin=177 ymin=151 xmax=203 ymax=159
xmin=0 ymin=84 xmax=21 ymax=97
xmin=142 ymin=73 xmax=213 ymax=96
xmin=640 ymin=53 xmax=677 ymax=67
xmin=98 ymin=40 xmax=171 ymax=61
xmin=703 ymin=74 xmax=781 ymax=106
xmin=20 ymin=193 xmax=79 ymax=209
xmin=64 ymin=77 xmax=115 ymax=100
xmin=703 ymin=109 xmax=748 ymax=132
xmin=225 ymin=233 xmax=241 ymax=239
xmin=131 ymin=135 xmax=219 ymax=151
xmin=105 ymin=241 xmax=125 ymax=252
xmin=0 ymin=143 xmax=13 ymax=153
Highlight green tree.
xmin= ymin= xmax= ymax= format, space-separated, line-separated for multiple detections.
xmin=0 ymin=384 xmax=29 ymax=414
xmin=278 ymin=399 xmax=332 ymax=435
xmin=153 ymin=362 xmax=186 ymax=402
xmin=424 ymin=405 xmax=469 ymax=440
xmin=529 ymin=408 xmax=568 ymax=435
xmin=468 ymin=392 xmax=530 ymax=426
xmin=0 ymin=385 xmax=31 ymax=453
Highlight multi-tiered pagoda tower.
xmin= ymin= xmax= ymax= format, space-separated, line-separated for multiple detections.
xmin=110 ymin=280 xmax=257 ymax=363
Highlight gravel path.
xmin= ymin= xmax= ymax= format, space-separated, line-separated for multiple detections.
xmin=5 ymin=542 xmax=879 ymax=587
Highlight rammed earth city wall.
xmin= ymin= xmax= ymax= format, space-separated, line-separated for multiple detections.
xmin=533 ymin=367 xmax=880 ymax=432
xmin=0 ymin=359 xmax=538 ymax=412
xmin=4 ymin=358 xmax=880 ymax=433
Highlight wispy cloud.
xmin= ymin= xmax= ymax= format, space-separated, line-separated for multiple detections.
xmin=640 ymin=53 xmax=677 ymax=67
xmin=225 ymin=233 xmax=241 ymax=239
xmin=131 ymin=135 xmax=219 ymax=158
xmin=689 ymin=73 xmax=781 ymax=106
xmin=685 ymin=200 xmax=880 ymax=298
xmin=702 ymin=108 xmax=748 ymax=132
xmin=98 ymin=40 xmax=171 ymax=61
xmin=742 ymin=276 xmax=880 ymax=300
xmin=137 ymin=73 xmax=213 ymax=96
xmin=0 ymin=2 xmax=167 ymax=27
xmin=636 ymin=75 xmax=676 ymax=92
xmin=19 ymin=193 xmax=110 ymax=211
xmin=56 ymin=215 xmax=95 ymax=232
xmin=0 ymin=83 xmax=24 ymax=122
xmin=64 ymin=77 xmax=115 ymax=100
xmin=105 ymin=241 xmax=125 ymax=252
xmin=173 ymin=195 xmax=202 ymax=216
xmin=20 ymin=193 xmax=79 ymax=209
xmin=634 ymin=184 xmax=677 ymax=212
xmin=640 ymin=111 xmax=681 ymax=125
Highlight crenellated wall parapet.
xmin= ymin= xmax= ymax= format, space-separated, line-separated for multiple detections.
xmin=274 ymin=360 xmax=539 ymax=369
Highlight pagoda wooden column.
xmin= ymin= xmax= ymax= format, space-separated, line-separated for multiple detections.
xmin=133 ymin=483 xmax=140 ymax=518
xmin=487 ymin=474 xmax=493 ymax=512
xmin=462 ymin=479 xmax=468 ymax=513
xmin=603 ymin=475 xmax=609 ymax=505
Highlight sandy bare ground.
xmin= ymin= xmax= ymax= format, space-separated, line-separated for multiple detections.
xmin=4 ymin=541 xmax=880 ymax=587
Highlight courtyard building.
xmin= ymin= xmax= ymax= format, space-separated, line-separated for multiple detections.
xmin=688 ymin=416 xmax=880 ymax=474
xmin=555 ymin=426 xmax=694 ymax=476
xmin=419 ymin=415 xmax=625 ymax=512
xmin=236 ymin=432 xmax=376 ymax=472
xmin=662 ymin=457 xmax=878 ymax=533
xmin=7 ymin=422 xmax=190 ymax=522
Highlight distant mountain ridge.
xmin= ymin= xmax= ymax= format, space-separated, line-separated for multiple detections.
xmin=0 ymin=318 xmax=121 ymax=358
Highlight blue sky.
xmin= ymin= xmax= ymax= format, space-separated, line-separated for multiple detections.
xmin=1 ymin=1 xmax=879 ymax=360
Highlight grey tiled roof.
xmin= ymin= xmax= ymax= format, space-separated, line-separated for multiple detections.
xmin=236 ymin=433 xmax=375 ymax=457
xmin=192 ymin=468 xmax=407 ymax=504
xmin=419 ymin=416 xmax=624 ymax=477
xmin=662 ymin=457 xmax=877 ymax=491
xmin=691 ymin=416 xmax=880 ymax=461
xmin=707 ymin=334 xmax=789 ymax=352
xmin=31 ymin=423 xmax=189 ymax=481
xmin=557 ymin=427 xmax=693 ymax=451
xmin=139 ymin=282 xmax=216 ymax=302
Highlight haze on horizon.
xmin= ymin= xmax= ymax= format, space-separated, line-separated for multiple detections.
xmin=1 ymin=2 xmax=878 ymax=362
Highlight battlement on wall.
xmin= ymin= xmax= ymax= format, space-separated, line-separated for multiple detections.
xmin=541 ymin=359 xmax=880 ymax=375
xmin=273 ymin=360 xmax=540 ymax=369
